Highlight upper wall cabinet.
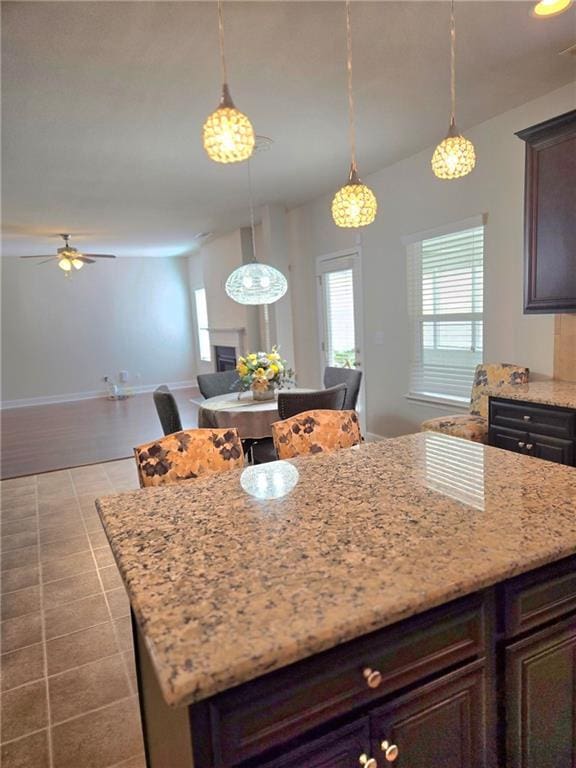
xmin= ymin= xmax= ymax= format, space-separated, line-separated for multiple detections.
xmin=516 ymin=110 xmax=576 ymax=314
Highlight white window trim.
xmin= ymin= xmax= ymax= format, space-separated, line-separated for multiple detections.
xmin=405 ymin=217 xmax=485 ymax=407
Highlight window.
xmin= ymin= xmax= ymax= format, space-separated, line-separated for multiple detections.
xmin=194 ymin=288 xmax=211 ymax=362
xmin=322 ymin=268 xmax=356 ymax=368
xmin=407 ymin=219 xmax=484 ymax=404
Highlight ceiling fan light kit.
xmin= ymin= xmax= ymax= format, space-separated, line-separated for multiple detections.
xmin=203 ymin=1 xmax=255 ymax=164
xmin=20 ymin=234 xmax=116 ymax=276
xmin=332 ymin=0 xmax=378 ymax=228
xmin=432 ymin=0 xmax=476 ymax=180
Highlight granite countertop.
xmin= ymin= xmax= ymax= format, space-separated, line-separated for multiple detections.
xmin=489 ymin=379 xmax=576 ymax=409
xmin=96 ymin=433 xmax=576 ymax=709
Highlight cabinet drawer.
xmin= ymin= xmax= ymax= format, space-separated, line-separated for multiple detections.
xmin=198 ymin=594 xmax=488 ymax=766
xmin=502 ymin=556 xmax=576 ymax=638
xmin=489 ymin=426 xmax=529 ymax=454
xmin=489 ymin=399 xmax=576 ymax=439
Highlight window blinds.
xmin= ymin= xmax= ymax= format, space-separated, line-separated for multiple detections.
xmin=324 ymin=268 xmax=356 ymax=367
xmin=194 ymin=288 xmax=211 ymax=362
xmin=407 ymin=224 xmax=484 ymax=402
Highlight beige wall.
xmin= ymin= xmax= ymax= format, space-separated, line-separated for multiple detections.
xmin=1 ymin=256 xmax=195 ymax=404
xmin=286 ymin=83 xmax=575 ymax=437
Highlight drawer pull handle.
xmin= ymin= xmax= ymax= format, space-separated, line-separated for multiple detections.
xmin=526 ymin=443 xmax=533 ymax=451
xmin=518 ymin=441 xmax=525 ymax=449
xmin=381 ymin=741 xmax=399 ymax=762
xmin=362 ymin=667 xmax=383 ymax=689
xmin=523 ymin=415 xmax=531 ymax=422
xmin=359 ymin=754 xmax=378 ymax=768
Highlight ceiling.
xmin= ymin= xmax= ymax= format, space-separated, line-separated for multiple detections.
xmin=2 ymin=1 xmax=575 ymax=258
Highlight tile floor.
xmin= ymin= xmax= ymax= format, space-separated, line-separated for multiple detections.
xmin=1 ymin=459 xmax=145 ymax=768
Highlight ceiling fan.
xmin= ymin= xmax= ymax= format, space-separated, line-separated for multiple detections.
xmin=19 ymin=234 xmax=116 ymax=275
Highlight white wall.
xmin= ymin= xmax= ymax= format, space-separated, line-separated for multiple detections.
xmin=286 ymin=83 xmax=575 ymax=438
xmin=1 ymin=256 xmax=196 ymax=404
xmin=187 ymin=230 xmax=249 ymax=375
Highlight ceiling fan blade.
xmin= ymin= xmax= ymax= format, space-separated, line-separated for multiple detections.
xmin=82 ymin=253 xmax=116 ymax=259
xmin=20 ymin=255 xmax=55 ymax=259
xmin=37 ymin=258 xmax=56 ymax=265
xmin=77 ymin=256 xmax=96 ymax=264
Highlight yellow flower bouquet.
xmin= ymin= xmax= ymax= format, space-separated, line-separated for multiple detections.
xmin=236 ymin=347 xmax=293 ymax=400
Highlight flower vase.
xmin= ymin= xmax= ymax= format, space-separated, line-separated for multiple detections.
xmin=251 ymin=384 xmax=276 ymax=401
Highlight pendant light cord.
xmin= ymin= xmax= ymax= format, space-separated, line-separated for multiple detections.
xmin=247 ymin=159 xmax=257 ymax=263
xmin=218 ymin=0 xmax=228 ymax=85
xmin=450 ymin=0 xmax=456 ymax=126
xmin=345 ymin=0 xmax=357 ymax=171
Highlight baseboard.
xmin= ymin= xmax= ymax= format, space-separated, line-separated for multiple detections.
xmin=0 ymin=380 xmax=198 ymax=410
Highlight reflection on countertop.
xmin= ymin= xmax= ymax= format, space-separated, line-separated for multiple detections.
xmin=96 ymin=432 xmax=576 ymax=708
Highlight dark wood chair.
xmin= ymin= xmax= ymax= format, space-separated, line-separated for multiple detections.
xmin=323 ymin=367 xmax=362 ymax=411
xmin=153 ymin=386 xmax=183 ymax=436
xmin=197 ymin=371 xmax=242 ymax=400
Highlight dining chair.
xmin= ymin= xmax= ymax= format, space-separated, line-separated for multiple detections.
xmin=134 ymin=428 xmax=244 ymax=488
xmin=153 ymin=385 xmax=183 ymax=436
xmin=197 ymin=371 xmax=242 ymax=400
xmin=421 ymin=363 xmax=529 ymax=444
xmin=323 ymin=367 xmax=362 ymax=411
xmin=272 ymin=409 xmax=362 ymax=460
xmin=251 ymin=385 xmax=348 ymax=464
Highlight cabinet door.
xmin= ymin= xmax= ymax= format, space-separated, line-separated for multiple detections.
xmin=527 ymin=433 xmax=574 ymax=466
xmin=370 ymin=662 xmax=487 ymax=768
xmin=506 ymin=617 xmax=576 ymax=768
xmin=489 ymin=427 xmax=529 ymax=454
xmin=260 ymin=718 xmax=371 ymax=768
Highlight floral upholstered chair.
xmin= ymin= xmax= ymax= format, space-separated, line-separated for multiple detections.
xmin=420 ymin=363 xmax=529 ymax=444
xmin=134 ymin=428 xmax=244 ymax=488
xmin=272 ymin=409 xmax=362 ymax=460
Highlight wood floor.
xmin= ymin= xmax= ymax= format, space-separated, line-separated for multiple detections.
xmin=1 ymin=388 xmax=200 ymax=479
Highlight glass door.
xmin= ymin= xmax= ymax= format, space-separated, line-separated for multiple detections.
xmin=316 ymin=251 xmax=365 ymax=430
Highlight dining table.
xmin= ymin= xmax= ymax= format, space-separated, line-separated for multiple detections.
xmin=195 ymin=389 xmax=311 ymax=440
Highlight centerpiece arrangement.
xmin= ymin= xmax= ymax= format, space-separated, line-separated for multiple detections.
xmin=236 ymin=347 xmax=293 ymax=400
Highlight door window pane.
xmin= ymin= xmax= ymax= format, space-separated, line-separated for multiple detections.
xmin=324 ymin=269 xmax=355 ymax=367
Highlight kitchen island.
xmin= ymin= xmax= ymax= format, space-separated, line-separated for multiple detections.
xmin=96 ymin=432 xmax=576 ymax=768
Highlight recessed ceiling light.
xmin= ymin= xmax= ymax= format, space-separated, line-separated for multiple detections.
xmin=532 ymin=0 xmax=573 ymax=18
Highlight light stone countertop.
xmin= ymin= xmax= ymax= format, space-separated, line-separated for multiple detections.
xmin=489 ymin=379 xmax=576 ymax=409
xmin=96 ymin=432 xmax=576 ymax=708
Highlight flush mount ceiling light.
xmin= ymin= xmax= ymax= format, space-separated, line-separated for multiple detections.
xmin=19 ymin=234 xmax=116 ymax=277
xmin=431 ymin=0 xmax=476 ymax=180
xmin=532 ymin=0 xmax=573 ymax=16
xmin=225 ymin=162 xmax=287 ymax=306
xmin=202 ymin=0 xmax=255 ymax=164
xmin=332 ymin=1 xmax=377 ymax=228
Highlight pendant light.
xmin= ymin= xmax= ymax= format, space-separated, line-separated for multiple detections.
xmin=532 ymin=0 xmax=573 ymax=16
xmin=225 ymin=162 xmax=288 ymax=306
xmin=202 ymin=0 xmax=255 ymax=164
xmin=431 ymin=0 xmax=476 ymax=180
xmin=332 ymin=1 xmax=377 ymax=228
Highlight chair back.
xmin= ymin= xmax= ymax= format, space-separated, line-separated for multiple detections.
xmin=272 ymin=409 xmax=362 ymax=460
xmin=134 ymin=428 xmax=244 ymax=488
xmin=197 ymin=371 xmax=242 ymax=400
xmin=277 ymin=384 xmax=347 ymax=420
xmin=469 ymin=363 xmax=529 ymax=418
xmin=153 ymin=386 xmax=183 ymax=436
xmin=323 ymin=367 xmax=363 ymax=410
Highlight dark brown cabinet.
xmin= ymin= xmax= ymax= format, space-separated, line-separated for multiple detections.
xmin=260 ymin=719 xmax=371 ymax=768
xmin=370 ymin=663 xmax=486 ymax=768
xmin=505 ymin=617 xmax=576 ymax=768
xmin=489 ymin=398 xmax=576 ymax=466
xmin=516 ymin=110 xmax=576 ymax=314
xmin=136 ymin=556 xmax=576 ymax=768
